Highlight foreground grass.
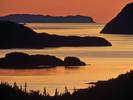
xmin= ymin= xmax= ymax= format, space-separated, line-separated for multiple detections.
xmin=1 ymin=70 xmax=133 ymax=100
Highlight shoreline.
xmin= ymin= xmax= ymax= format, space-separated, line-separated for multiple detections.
xmin=0 ymin=70 xmax=133 ymax=99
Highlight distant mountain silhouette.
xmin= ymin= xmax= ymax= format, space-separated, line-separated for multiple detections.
xmin=101 ymin=2 xmax=133 ymax=34
xmin=0 ymin=52 xmax=86 ymax=68
xmin=0 ymin=21 xmax=111 ymax=49
xmin=0 ymin=14 xmax=95 ymax=23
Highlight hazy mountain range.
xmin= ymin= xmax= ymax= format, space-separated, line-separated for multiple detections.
xmin=0 ymin=14 xmax=95 ymax=23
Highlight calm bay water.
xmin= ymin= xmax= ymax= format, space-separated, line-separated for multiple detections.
xmin=0 ymin=23 xmax=133 ymax=95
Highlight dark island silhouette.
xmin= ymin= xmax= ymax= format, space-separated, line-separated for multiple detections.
xmin=101 ymin=2 xmax=133 ymax=34
xmin=0 ymin=52 xmax=86 ymax=68
xmin=0 ymin=70 xmax=133 ymax=100
xmin=0 ymin=14 xmax=95 ymax=23
xmin=0 ymin=21 xmax=111 ymax=49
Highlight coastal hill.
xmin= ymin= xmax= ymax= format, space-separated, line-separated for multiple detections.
xmin=0 ymin=52 xmax=86 ymax=68
xmin=101 ymin=2 xmax=133 ymax=34
xmin=0 ymin=21 xmax=111 ymax=49
xmin=0 ymin=14 xmax=95 ymax=23
xmin=0 ymin=70 xmax=133 ymax=100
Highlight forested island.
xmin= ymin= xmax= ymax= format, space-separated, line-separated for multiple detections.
xmin=0 ymin=52 xmax=86 ymax=68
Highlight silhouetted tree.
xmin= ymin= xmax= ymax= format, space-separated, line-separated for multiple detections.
xmin=24 ymin=82 xmax=27 ymax=93
xmin=43 ymin=87 xmax=47 ymax=96
xmin=54 ymin=88 xmax=59 ymax=96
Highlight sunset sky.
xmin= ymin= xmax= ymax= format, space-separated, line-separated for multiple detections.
xmin=0 ymin=0 xmax=132 ymax=23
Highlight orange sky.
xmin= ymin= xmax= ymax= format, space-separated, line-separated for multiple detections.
xmin=0 ymin=0 xmax=133 ymax=23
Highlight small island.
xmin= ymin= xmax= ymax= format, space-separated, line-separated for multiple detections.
xmin=101 ymin=3 xmax=133 ymax=34
xmin=0 ymin=52 xmax=86 ymax=68
xmin=0 ymin=21 xmax=112 ymax=49
xmin=0 ymin=14 xmax=95 ymax=23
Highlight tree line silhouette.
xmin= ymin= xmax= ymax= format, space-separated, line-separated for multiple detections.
xmin=1 ymin=70 xmax=133 ymax=100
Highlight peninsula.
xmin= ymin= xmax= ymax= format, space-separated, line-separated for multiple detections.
xmin=0 ymin=21 xmax=111 ymax=49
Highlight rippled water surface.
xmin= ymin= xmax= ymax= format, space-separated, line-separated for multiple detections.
xmin=0 ymin=23 xmax=133 ymax=95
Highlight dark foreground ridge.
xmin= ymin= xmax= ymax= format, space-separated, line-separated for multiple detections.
xmin=0 ymin=14 xmax=95 ymax=23
xmin=0 ymin=21 xmax=111 ymax=49
xmin=0 ymin=70 xmax=133 ymax=100
xmin=101 ymin=2 xmax=133 ymax=34
xmin=0 ymin=52 xmax=86 ymax=68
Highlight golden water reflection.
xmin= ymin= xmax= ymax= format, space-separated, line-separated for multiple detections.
xmin=0 ymin=23 xmax=133 ymax=95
